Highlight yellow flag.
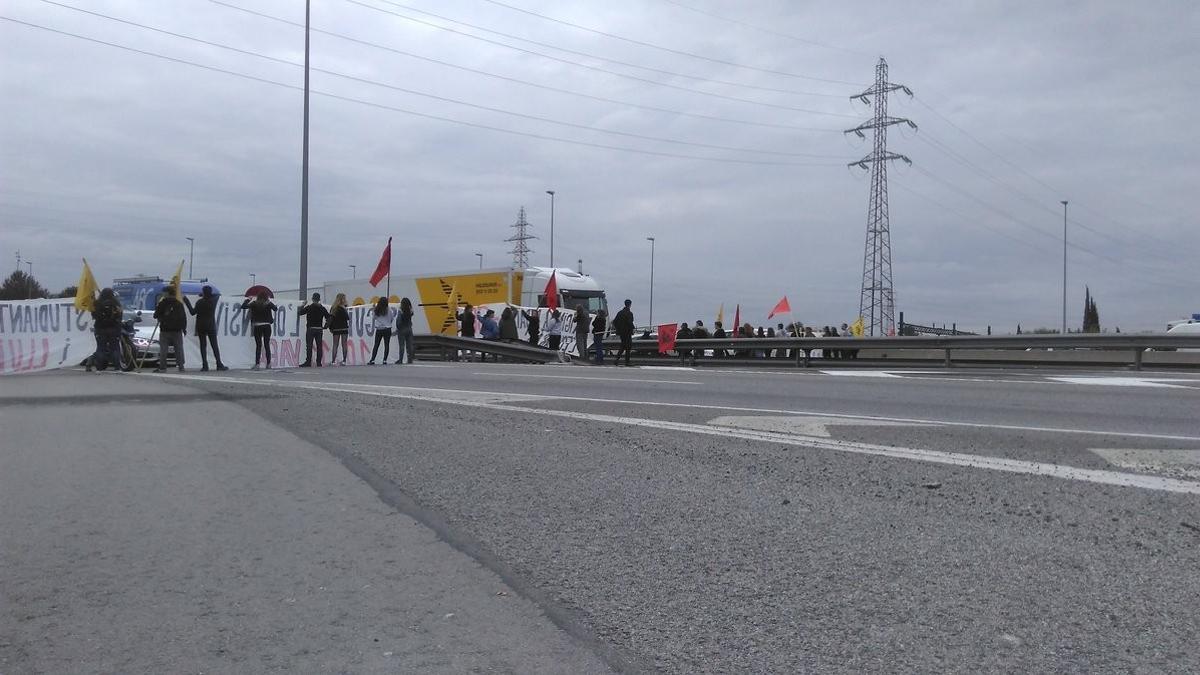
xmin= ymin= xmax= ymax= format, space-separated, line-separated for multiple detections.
xmin=716 ymin=303 xmax=724 ymax=326
xmin=169 ymin=259 xmax=184 ymax=300
xmin=74 ymin=258 xmax=98 ymax=312
xmin=851 ymin=316 xmax=865 ymax=337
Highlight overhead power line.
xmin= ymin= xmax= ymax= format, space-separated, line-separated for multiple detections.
xmin=345 ymin=0 xmax=860 ymax=117
xmin=0 ymin=16 xmax=843 ymax=167
xmin=475 ymin=0 xmax=865 ymax=85
xmin=33 ymin=1 xmax=846 ymax=159
xmin=657 ymin=0 xmax=872 ymax=57
xmin=211 ymin=0 xmax=843 ymax=132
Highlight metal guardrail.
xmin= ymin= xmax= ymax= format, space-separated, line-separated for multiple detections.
xmin=602 ymin=334 xmax=1200 ymax=370
xmin=414 ymin=334 xmax=564 ymax=364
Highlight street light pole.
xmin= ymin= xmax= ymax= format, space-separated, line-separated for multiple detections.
xmin=349 ymin=264 xmax=356 ymax=279
xmin=546 ymin=190 xmax=555 ymax=268
xmin=298 ymin=0 xmax=311 ymax=301
xmin=475 ymin=253 xmax=483 ymax=269
xmin=646 ymin=237 xmax=655 ymax=328
xmin=186 ymin=237 xmax=194 ymax=279
xmin=250 ymin=273 xmax=256 ymax=287
xmin=1061 ymin=200 xmax=1068 ymax=335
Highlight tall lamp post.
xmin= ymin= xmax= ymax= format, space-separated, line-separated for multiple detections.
xmin=1061 ymin=200 xmax=1068 ymax=335
xmin=298 ymin=0 xmax=311 ymax=301
xmin=475 ymin=252 xmax=483 ymax=269
xmin=186 ymin=236 xmax=195 ymax=279
xmin=546 ymin=190 xmax=555 ymax=268
xmin=349 ymin=264 xmax=357 ymax=279
xmin=646 ymin=237 xmax=655 ymax=328
xmin=250 ymin=273 xmax=256 ymax=287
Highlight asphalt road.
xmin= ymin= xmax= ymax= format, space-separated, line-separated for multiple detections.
xmin=4 ymin=361 xmax=1199 ymax=673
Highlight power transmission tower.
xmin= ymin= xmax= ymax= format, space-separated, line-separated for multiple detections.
xmin=506 ymin=206 xmax=536 ymax=269
xmin=845 ymin=57 xmax=916 ymax=336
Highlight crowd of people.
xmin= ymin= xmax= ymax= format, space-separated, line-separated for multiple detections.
xmin=81 ymin=287 xmax=858 ymax=372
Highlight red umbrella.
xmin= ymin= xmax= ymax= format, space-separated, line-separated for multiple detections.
xmin=244 ymin=284 xmax=274 ymax=298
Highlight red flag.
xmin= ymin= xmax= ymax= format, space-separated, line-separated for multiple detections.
xmin=368 ymin=237 xmax=392 ymax=287
xmin=544 ymin=271 xmax=558 ymax=311
xmin=657 ymin=323 xmax=678 ymax=354
xmin=767 ymin=296 xmax=791 ymax=319
xmin=732 ymin=304 xmax=740 ymax=338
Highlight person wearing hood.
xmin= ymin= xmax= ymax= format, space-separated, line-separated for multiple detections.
xmin=185 ymin=285 xmax=227 ymax=371
xmin=240 ymin=291 xmax=278 ymax=370
xmin=154 ymin=286 xmax=188 ymax=372
xmin=499 ymin=306 xmax=519 ymax=342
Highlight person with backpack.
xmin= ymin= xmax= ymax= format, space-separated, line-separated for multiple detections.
xmin=184 ymin=285 xmax=227 ymax=371
xmin=367 ymin=297 xmax=394 ymax=365
xmin=298 ymin=292 xmax=330 ymax=367
xmin=327 ymin=293 xmax=350 ymax=365
xmin=90 ymin=287 xmax=123 ymax=372
xmin=153 ymin=286 xmax=188 ymax=372
xmin=611 ymin=299 xmax=635 ymax=366
xmin=240 ymin=291 xmax=278 ymax=370
xmin=394 ymin=297 xmax=415 ymax=364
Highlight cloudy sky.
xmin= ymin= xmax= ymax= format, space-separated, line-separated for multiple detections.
xmin=2 ymin=0 xmax=1196 ymax=332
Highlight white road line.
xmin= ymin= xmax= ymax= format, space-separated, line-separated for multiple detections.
xmin=169 ymin=374 xmax=1200 ymax=443
xmin=169 ymin=373 xmax=1200 ymax=495
xmin=637 ymin=365 xmax=698 ymax=371
xmin=1048 ymin=376 xmax=1188 ymax=388
xmin=820 ymin=370 xmax=902 ymax=378
xmin=472 ymin=372 xmax=702 ymax=385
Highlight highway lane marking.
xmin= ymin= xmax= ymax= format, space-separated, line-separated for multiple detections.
xmin=820 ymin=370 xmax=903 ymax=378
xmin=1090 ymin=448 xmax=1200 ymax=481
xmin=472 ymin=373 xmax=703 ymax=385
xmin=709 ymin=415 xmax=932 ymax=438
xmin=636 ymin=366 xmax=698 ymax=371
xmin=167 ymin=374 xmax=1200 ymax=495
xmin=1048 ymin=377 xmax=1190 ymax=389
xmin=168 ymin=374 xmax=1200 ymax=444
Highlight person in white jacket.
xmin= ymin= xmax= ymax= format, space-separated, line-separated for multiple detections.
xmin=544 ymin=309 xmax=563 ymax=351
xmin=367 ymin=297 xmax=396 ymax=365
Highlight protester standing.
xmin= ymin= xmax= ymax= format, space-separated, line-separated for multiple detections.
xmin=677 ymin=322 xmax=693 ymax=361
xmin=367 ymin=297 xmax=394 ymax=365
xmin=328 ymin=293 xmax=350 ymax=365
xmin=573 ymin=305 xmax=589 ymax=359
xmin=394 ymin=297 xmax=415 ymax=364
xmin=90 ymin=287 xmax=123 ymax=372
xmin=523 ymin=307 xmax=541 ymax=348
xmin=241 ymin=291 xmax=278 ymax=370
xmin=298 ymin=292 xmax=330 ymax=367
xmin=457 ymin=302 xmax=476 ymax=338
xmin=612 ymin=299 xmax=635 ymax=366
xmin=591 ymin=309 xmax=607 ymax=363
xmin=712 ymin=321 xmax=727 ymax=358
xmin=499 ymin=306 xmax=519 ymax=342
xmin=545 ymin=309 xmax=562 ymax=352
xmin=154 ymin=286 xmax=188 ymax=372
xmin=184 ymin=285 xmax=227 ymax=371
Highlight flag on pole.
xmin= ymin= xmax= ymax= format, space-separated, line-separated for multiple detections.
xmin=716 ymin=303 xmax=724 ymax=326
xmin=74 ymin=258 xmax=98 ymax=312
xmin=169 ymin=259 xmax=185 ymax=299
xmin=369 ymin=237 xmax=392 ymax=287
xmin=767 ymin=296 xmax=791 ymax=319
xmin=732 ymin=304 xmax=741 ymax=337
xmin=544 ymin=271 xmax=559 ymax=311
xmin=657 ymin=323 xmax=678 ymax=354
xmin=851 ymin=317 xmax=865 ymax=337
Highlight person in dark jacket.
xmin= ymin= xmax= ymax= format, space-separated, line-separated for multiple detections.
xmin=499 ymin=306 xmax=519 ymax=342
xmin=394 ymin=297 xmax=415 ymax=364
xmin=573 ymin=305 xmax=589 ymax=359
xmin=327 ymin=293 xmax=350 ymax=365
xmin=522 ymin=307 xmax=541 ymax=348
xmin=90 ymin=287 xmax=123 ymax=371
xmin=677 ymin=322 xmax=693 ymax=360
xmin=184 ymin=285 xmax=227 ymax=371
xmin=611 ymin=299 xmax=635 ymax=366
xmin=298 ymin=292 xmax=330 ymax=367
xmin=712 ymin=321 xmax=727 ymax=358
xmin=240 ymin=291 xmax=278 ymax=370
xmin=457 ymin=302 xmax=476 ymax=338
xmin=591 ymin=309 xmax=607 ymax=363
xmin=692 ymin=320 xmax=710 ymax=360
xmin=153 ymin=287 xmax=188 ymax=372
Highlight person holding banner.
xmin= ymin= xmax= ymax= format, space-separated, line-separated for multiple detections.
xmin=545 ymin=309 xmax=562 ymax=352
xmin=522 ymin=307 xmax=541 ymax=348
xmin=367 ymin=297 xmax=394 ymax=365
xmin=327 ymin=293 xmax=350 ymax=365
xmin=241 ymin=291 xmax=278 ymax=370
xmin=153 ymin=286 xmax=188 ymax=372
xmin=573 ymin=305 xmax=589 ymax=360
xmin=298 ymin=292 xmax=330 ymax=368
xmin=612 ymin=299 xmax=635 ymax=366
xmin=185 ymin=285 xmax=227 ymax=371
xmin=590 ymin=309 xmax=607 ymax=364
